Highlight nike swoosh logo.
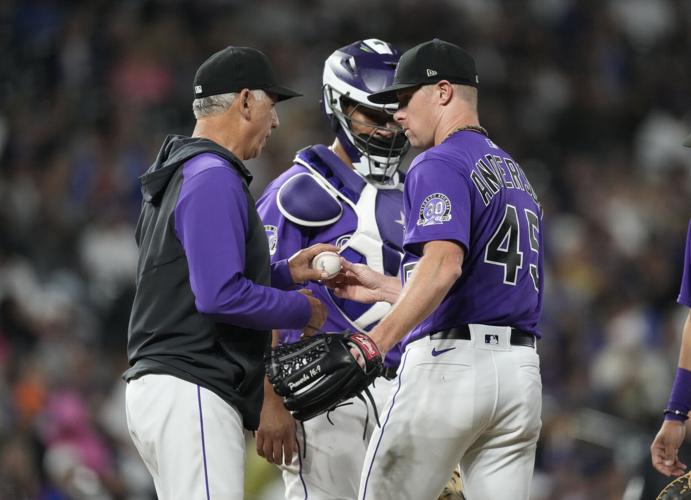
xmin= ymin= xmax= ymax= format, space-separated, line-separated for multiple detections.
xmin=431 ymin=347 xmax=456 ymax=357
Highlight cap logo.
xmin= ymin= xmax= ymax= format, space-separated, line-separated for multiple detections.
xmin=426 ymin=69 xmax=438 ymax=77
xmin=195 ymin=85 xmax=203 ymax=94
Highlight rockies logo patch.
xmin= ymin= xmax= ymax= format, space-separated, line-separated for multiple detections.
xmin=335 ymin=234 xmax=352 ymax=249
xmin=265 ymin=225 xmax=278 ymax=255
xmin=417 ymin=193 xmax=452 ymax=226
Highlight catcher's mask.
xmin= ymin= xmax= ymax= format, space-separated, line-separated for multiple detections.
xmin=322 ymin=38 xmax=410 ymax=184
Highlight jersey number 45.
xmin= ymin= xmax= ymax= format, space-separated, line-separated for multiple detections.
xmin=484 ymin=204 xmax=540 ymax=291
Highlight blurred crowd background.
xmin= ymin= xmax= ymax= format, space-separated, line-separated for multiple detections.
xmin=1 ymin=0 xmax=690 ymax=499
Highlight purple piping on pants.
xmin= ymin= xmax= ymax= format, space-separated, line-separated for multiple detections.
xmin=360 ymin=349 xmax=409 ymax=499
xmin=197 ymin=385 xmax=211 ymax=500
xmin=296 ymin=435 xmax=308 ymax=499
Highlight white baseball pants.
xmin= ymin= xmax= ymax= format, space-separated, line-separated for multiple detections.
xmin=359 ymin=325 xmax=542 ymax=500
xmin=281 ymin=377 xmax=395 ymax=500
xmin=125 ymin=373 xmax=247 ymax=500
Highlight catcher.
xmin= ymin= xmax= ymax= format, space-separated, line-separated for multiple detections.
xmin=256 ymin=39 xmax=409 ymax=499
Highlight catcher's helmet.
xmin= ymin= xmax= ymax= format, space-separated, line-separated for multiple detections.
xmin=322 ymin=39 xmax=409 ymax=183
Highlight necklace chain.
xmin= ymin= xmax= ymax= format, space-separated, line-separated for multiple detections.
xmin=445 ymin=125 xmax=488 ymax=141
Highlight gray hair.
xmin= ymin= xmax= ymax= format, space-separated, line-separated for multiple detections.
xmin=192 ymin=89 xmax=266 ymax=119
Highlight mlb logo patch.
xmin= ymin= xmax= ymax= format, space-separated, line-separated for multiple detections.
xmin=485 ymin=334 xmax=499 ymax=345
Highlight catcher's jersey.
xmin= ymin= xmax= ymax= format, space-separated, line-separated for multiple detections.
xmin=257 ymin=145 xmax=405 ymax=366
xmin=400 ymin=130 xmax=544 ymax=348
xmin=679 ymin=220 xmax=691 ymax=307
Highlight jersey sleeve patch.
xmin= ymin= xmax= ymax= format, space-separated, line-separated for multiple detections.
xmin=277 ymin=173 xmax=343 ymax=227
xmin=417 ymin=193 xmax=452 ymax=226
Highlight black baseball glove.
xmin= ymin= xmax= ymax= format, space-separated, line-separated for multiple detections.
xmin=265 ymin=332 xmax=383 ymax=422
xmin=658 ymin=472 xmax=691 ymax=499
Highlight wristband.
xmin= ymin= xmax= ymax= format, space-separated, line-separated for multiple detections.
xmin=665 ymin=367 xmax=691 ymax=421
xmin=664 ymin=408 xmax=689 ymax=421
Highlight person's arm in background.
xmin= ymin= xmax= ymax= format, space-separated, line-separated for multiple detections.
xmin=651 ymin=311 xmax=691 ymax=477
xmin=652 ymin=221 xmax=691 ymax=477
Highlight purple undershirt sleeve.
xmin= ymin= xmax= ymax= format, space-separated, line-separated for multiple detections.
xmin=174 ymin=159 xmax=310 ymax=330
xmin=665 ymin=367 xmax=691 ymax=421
xmin=270 ymin=259 xmax=297 ymax=290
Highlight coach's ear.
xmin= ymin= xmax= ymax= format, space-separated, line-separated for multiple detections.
xmin=237 ymin=88 xmax=252 ymax=120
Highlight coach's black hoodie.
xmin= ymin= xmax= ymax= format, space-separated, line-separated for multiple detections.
xmin=124 ymin=135 xmax=271 ymax=430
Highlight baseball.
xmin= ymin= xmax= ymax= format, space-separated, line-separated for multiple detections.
xmin=311 ymin=251 xmax=342 ymax=279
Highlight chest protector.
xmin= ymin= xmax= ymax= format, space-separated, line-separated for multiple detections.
xmin=277 ymin=145 xmax=404 ymax=331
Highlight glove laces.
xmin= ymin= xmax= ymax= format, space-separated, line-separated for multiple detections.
xmin=324 ymin=385 xmax=381 ymax=441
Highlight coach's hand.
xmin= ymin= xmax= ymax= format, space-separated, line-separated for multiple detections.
xmin=288 ymin=243 xmax=340 ymax=283
xmin=651 ymin=420 xmax=688 ymax=476
xmin=300 ymin=289 xmax=326 ymax=336
xmin=257 ymin=377 xmax=296 ymax=465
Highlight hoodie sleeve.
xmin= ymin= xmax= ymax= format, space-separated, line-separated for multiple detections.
xmin=174 ymin=159 xmax=310 ymax=330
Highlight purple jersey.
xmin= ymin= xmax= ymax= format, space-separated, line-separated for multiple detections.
xmin=257 ymin=145 xmax=406 ymax=366
xmin=679 ymin=220 xmax=691 ymax=307
xmin=400 ymin=130 xmax=544 ymax=348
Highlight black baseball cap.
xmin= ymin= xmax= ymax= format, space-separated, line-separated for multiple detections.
xmin=368 ymin=39 xmax=478 ymax=105
xmin=193 ymin=46 xmax=301 ymax=101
